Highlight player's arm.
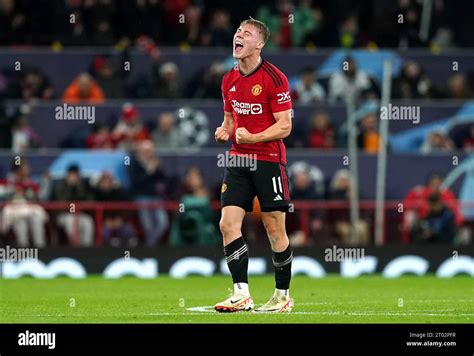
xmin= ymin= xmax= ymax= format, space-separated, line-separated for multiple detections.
xmin=215 ymin=111 xmax=234 ymax=144
xmin=235 ymin=109 xmax=292 ymax=144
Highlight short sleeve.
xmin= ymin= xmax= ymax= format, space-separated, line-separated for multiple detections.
xmin=221 ymin=77 xmax=232 ymax=113
xmin=269 ymin=74 xmax=292 ymax=113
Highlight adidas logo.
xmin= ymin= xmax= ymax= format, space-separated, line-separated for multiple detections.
xmin=273 ymin=194 xmax=282 ymax=201
xmin=229 ymin=86 xmax=236 ymax=92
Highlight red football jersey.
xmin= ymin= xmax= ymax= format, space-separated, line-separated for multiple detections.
xmin=221 ymin=59 xmax=292 ymax=164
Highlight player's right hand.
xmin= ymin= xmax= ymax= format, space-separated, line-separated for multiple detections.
xmin=215 ymin=127 xmax=230 ymax=143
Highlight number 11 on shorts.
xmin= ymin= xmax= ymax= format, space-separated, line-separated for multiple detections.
xmin=272 ymin=176 xmax=283 ymax=194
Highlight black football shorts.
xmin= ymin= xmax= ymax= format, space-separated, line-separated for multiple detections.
xmin=221 ymin=160 xmax=291 ymax=212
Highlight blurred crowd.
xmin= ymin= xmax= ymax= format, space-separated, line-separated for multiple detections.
xmin=0 ymin=149 xmax=468 ymax=248
xmin=286 ymin=164 xmax=469 ymax=246
xmin=0 ymin=142 xmax=219 ymax=248
xmin=0 ymin=0 xmax=472 ymax=249
xmin=0 ymin=53 xmax=472 ymax=102
xmin=1 ymin=0 xmax=473 ymax=48
xmin=0 ymin=50 xmax=473 ymax=154
xmin=1 ymin=100 xmax=474 ymax=155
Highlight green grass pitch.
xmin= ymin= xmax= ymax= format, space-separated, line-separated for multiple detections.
xmin=1 ymin=275 xmax=472 ymax=323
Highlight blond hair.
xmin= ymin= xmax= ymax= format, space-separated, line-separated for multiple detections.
xmin=240 ymin=17 xmax=270 ymax=44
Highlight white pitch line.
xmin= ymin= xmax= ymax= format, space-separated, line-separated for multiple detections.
xmin=185 ymin=306 xmax=473 ymax=317
xmin=14 ymin=304 xmax=474 ymax=319
xmin=186 ymin=300 xmax=473 ymax=311
xmin=13 ymin=311 xmax=473 ymax=318
xmin=299 ymin=300 xmax=474 ymax=305
xmin=187 ymin=306 xmax=215 ymax=313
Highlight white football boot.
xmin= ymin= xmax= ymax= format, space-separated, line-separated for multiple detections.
xmin=214 ymin=283 xmax=254 ymax=313
xmin=255 ymin=289 xmax=293 ymax=313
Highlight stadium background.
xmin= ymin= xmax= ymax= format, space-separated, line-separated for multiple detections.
xmin=0 ymin=0 xmax=473 ymax=283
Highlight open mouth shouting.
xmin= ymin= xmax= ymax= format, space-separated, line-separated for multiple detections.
xmin=233 ymin=38 xmax=244 ymax=56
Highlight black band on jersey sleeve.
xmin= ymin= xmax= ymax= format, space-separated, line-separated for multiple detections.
xmin=262 ymin=61 xmax=283 ymax=87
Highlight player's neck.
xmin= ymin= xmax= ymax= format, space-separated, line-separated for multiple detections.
xmin=238 ymin=55 xmax=262 ymax=76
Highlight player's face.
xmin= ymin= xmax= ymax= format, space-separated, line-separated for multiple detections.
xmin=233 ymin=24 xmax=262 ymax=59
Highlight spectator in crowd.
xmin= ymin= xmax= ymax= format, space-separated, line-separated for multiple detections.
xmin=257 ymin=0 xmax=317 ymax=48
xmin=52 ymin=164 xmax=95 ymax=247
xmin=397 ymin=0 xmax=424 ymax=48
xmin=91 ymin=56 xmax=125 ymax=98
xmin=82 ymin=0 xmax=116 ymax=46
xmin=0 ymin=69 xmax=15 ymax=101
xmin=403 ymin=173 xmax=463 ymax=243
xmin=410 ymin=192 xmax=456 ymax=243
xmin=63 ymin=72 xmax=105 ymax=104
xmin=128 ymin=140 xmax=169 ymax=246
xmin=207 ymin=9 xmax=233 ymax=47
xmin=152 ymin=112 xmax=185 ymax=150
xmin=193 ymin=61 xmax=225 ymax=98
xmin=447 ymin=73 xmax=471 ymax=99
xmin=177 ymin=166 xmax=210 ymax=199
xmin=328 ymin=169 xmax=351 ymax=200
xmin=153 ymin=62 xmax=182 ymax=99
xmin=10 ymin=106 xmax=42 ymax=153
xmin=288 ymin=167 xmax=325 ymax=246
xmin=55 ymin=3 xmax=88 ymax=46
xmin=392 ymin=61 xmax=437 ymax=99
xmin=337 ymin=14 xmax=361 ymax=48
xmin=117 ymin=0 xmax=163 ymax=43
xmin=301 ymin=6 xmax=327 ymax=47
xmin=291 ymin=168 xmax=318 ymax=201
xmin=170 ymin=167 xmax=218 ymax=246
xmin=0 ymin=103 xmax=10 ymax=148
xmin=164 ymin=4 xmax=204 ymax=46
xmin=430 ymin=28 xmax=455 ymax=51
xmin=0 ymin=159 xmax=48 ymax=247
xmin=402 ymin=182 xmax=426 ymax=243
xmin=328 ymin=169 xmax=369 ymax=246
xmin=10 ymin=0 xmax=53 ymax=45
xmin=284 ymin=118 xmax=307 ymax=149
xmin=92 ymin=171 xmax=136 ymax=247
xmin=420 ymin=130 xmax=454 ymax=154
xmin=112 ymin=103 xmax=151 ymax=150
xmin=463 ymin=125 xmax=474 ymax=152
xmin=0 ymin=0 xmax=28 ymax=45
xmin=328 ymin=56 xmax=372 ymax=104
xmin=124 ymin=35 xmax=160 ymax=99
xmin=308 ymin=111 xmax=335 ymax=149
xmin=419 ymin=173 xmax=463 ymax=225
xmin=86 ymin=122 xmax=114 ymax=149
xmin=357 ymin=112 xmax=380 ymax=153
xmin=292 ymin=68 xmax=325 ymax=104
xmin=17 ymin=68 xmax=54 ymax=101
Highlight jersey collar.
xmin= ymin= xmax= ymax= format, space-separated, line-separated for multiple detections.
xmin=239 ymin=57 xmax=263 ymax=77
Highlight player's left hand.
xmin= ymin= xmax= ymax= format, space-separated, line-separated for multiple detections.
xmin=235 ymin=127 xmax=255 ymax=144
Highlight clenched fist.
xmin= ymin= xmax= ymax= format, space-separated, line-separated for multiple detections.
xmin=215 ymin=126 xmax=230 ymax=144
xmin=235 ymin=127 xmax=254 ymax=144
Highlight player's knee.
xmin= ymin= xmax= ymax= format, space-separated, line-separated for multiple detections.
xmin=263 ymin=216 xmax=288 ymax=245
xmin=267 ymin=231 xmax=288 ymax=250
xmin=219 ymin=218 xmax=240 ymax=237
xmin=263 ymin=221 xmax=276 ymax=237
xmin=263 ymin=220 xmax=284 ymax=240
